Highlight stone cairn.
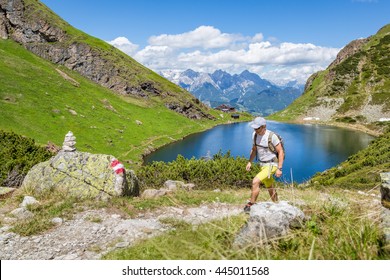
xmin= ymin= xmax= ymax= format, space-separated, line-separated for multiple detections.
xmin=62 ymin=131 xmax=76 ymax=152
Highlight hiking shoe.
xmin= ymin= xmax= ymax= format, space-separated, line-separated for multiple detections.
xmin=243 ymin=202 xmax=254 ymax=213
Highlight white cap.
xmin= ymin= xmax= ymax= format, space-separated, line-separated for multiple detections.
xmin=250 ymin=117 xmax=266 ymax=129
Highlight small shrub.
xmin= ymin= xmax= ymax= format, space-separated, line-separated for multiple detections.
xmin=0 ymin=130 xmax=53 ymax=188
xmin=138 ymin=151 xmax=259 ymax=190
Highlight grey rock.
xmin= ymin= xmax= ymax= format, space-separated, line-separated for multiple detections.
xmin=141 ymin=188 xmax=169 ymax=199
xmin=20 ymin=196 xmax=39 ymax=208
xmin=380 ymin=172 xmax=390 ymax=209
xmin=10 ymin=208 xmax=34 ymax=220
xmin=51 ymin=217 xmax=63 ymax=225
xmin=115 ymin=242 xmax=129 ymax=248
xmin=164 ymin=180 xmax=195 ymax=191
xmin=234 ymin=201 xmax=305 ymax=248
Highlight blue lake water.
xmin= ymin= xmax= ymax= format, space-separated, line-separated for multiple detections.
xmin=143 ymin=121 xmax=375 ymax=183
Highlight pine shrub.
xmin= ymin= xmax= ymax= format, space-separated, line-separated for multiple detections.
xmin=0 ymin=130 xmax=53 ymax=188
xmin=138 ymin=151 xmax=259 ymax=190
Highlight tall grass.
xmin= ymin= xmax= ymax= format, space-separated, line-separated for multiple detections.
xmin=102 ymin=187 xmax=387 ymax=260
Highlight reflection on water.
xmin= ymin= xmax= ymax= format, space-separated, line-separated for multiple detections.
xmin=144 ymin=121 xmax=375 ymax=183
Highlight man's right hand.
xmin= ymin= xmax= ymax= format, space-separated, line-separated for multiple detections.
xmin=246 ymin=162 xmax=252 ymax=171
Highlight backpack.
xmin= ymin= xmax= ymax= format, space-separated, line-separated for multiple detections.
xmin=254 ymin=131 xmax=285 ymax=160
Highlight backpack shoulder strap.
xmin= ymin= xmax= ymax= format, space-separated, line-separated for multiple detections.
xmin=253 ymin=133 xmax=259 ymax=161
xmin=268 ymin=131 xmax=277 ymax=154
xmin=254 ymin=133 xmax=258 ymax=146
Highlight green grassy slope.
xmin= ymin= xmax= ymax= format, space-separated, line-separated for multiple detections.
xmin=0 ymin=39 xmax=244 ymax=167
xmin=270 ymin=24 xmax=390 ymax=131
xmin=7 ymin=0 xmax=210 ymax=118
xmin=310 ymin=125 xmax=390 ymax=189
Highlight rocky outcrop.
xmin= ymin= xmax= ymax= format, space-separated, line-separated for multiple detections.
xmin=234 ymin=201 xmax=305 ymax=248
xmin=328 ymin=38 xmax=369 ymax=69
xmin=166 ymin=101 xmax=212 ymax=120
xmin=0 ymin=0 xmax=214 ymax=120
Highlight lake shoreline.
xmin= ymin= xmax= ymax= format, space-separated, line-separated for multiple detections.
xmin=274 ymin=119 xmax=382 ymax=137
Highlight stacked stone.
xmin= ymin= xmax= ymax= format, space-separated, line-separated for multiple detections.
xmin=62 ymin=131 xmax=76 ymax=152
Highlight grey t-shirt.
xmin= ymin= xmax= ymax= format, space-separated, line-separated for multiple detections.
xmin=252 ymin=130 xmax=280 ymax=163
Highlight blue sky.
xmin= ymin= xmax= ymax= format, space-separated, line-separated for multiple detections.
xmin=40 ymin=0 xmax=390 ymax=85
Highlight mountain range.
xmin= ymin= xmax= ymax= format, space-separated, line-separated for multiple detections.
xmin=160 ymin=69 xmax=304 ymax=116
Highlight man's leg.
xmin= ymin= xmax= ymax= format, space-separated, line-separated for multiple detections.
xmin=244 ymin=175 xmax=262 ymax=212
xmin=263 ymin=165 xmax=278 ymax=202
xmin=268 ymin=186 xmax=278 ymax=202
xmin=250 ymin=176 xmax=261 ymax=204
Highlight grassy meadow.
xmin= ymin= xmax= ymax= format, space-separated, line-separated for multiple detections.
xmin=101 ymin=186 xmax=386 ymax=260
xmin=0 ymin=39 xmax=249 ymax=168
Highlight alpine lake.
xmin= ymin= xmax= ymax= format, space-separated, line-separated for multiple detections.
xmin=143 ymin=121 xmax=375 ymax=183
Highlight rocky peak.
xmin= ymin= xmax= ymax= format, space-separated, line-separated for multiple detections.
xmin=182 ymin=69 xmax=200 ymax=79
xmin=328 ymin=38 xmax=369 ymax=69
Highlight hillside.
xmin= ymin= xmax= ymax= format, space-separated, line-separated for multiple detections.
xmin=0 ymin=38 xmax=247 ymax=167
xmin=271 ymin=24 xmax=390 ymax=134
xmin=0 ymin=0 xmax=213 ymax=119
xmin=0 ymin=0 xmax=253 ymax=167
xmin=310 ymin=125 xmax=390 ymax=189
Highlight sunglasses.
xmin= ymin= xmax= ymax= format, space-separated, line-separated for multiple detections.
xmin=254 ymin=125 xmax=265 ymax=130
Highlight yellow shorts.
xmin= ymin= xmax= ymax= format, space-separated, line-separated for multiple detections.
xmin=255 ymin=165 xmax=277 ymax=188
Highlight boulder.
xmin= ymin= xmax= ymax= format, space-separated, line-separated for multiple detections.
xmin=380 ymin=173 xmax=390 ymax=253
xmin=380 ymin=173 xmax=390 ymax=209
xmin=10 ymin=207 xmax=34 ymax=220
xmin=21 ymin=151 xmax=139 ymax=199
xmin=163 ymin=180 xmax=195 ymax=191
xmin=234 ymin=201 xmax=305 ymax=248
xmin=20 ymin=196 xmax=39 ymax=208
xmin=141 ymin=188 xmax=169 ymax=199
xmin=141 ymin=180 xmax=195 ymax=199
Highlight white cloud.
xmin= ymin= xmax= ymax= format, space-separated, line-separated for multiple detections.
xmin=108 ymin=26 xmax=340 ymax=85
xmin=107 ymin=37 xmax=139 ymax=55
xmin=258 ymin=65 xmax=326 ymax=86
xmin=148 ymin=25 xmax=243 ymax=49
xmin=251 ymin=33 xmax=264 ymax=43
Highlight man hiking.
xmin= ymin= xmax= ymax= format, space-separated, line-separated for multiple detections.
xmin=244 ymin=117 xmax=284 ymax=213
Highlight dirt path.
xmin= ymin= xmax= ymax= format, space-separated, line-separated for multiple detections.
xmin=0 ymin=202 xmax=242 ymax=260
